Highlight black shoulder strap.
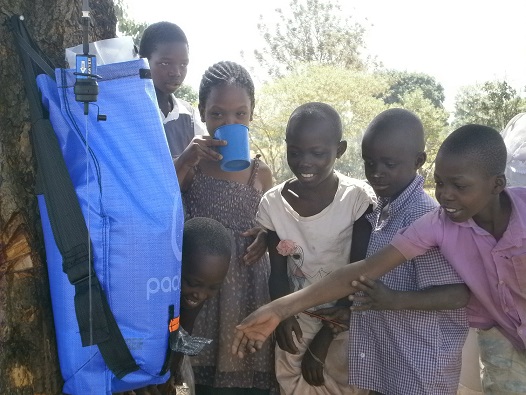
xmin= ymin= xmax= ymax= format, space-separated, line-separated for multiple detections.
xmin=8 ymin=14 xmax=138 ymax=379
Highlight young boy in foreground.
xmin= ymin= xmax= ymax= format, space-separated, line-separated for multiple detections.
xmin=344 ymin=108 xmax=468 ymax=394
xmin=233 ymin=124 xmax=526 ymax=394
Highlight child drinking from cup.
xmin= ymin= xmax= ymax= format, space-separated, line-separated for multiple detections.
xmin=258 ymin=102 xmax=374 ymax=394
xmin=181 ymin=61 xmax=276 ymax=395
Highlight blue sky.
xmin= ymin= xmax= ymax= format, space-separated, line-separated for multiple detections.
xmin=125 ymin=0 xmax=526 ymax=111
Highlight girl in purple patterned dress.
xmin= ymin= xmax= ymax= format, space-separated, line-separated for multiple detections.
xmin=177 ymin=61 xmax=275 ymax=395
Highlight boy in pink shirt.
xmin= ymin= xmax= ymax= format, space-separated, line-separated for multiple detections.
xmin=233 ymin=124 xmax=526 ymax=395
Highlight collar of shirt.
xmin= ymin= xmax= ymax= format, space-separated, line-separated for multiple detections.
xmin=366 ymin=175 xmax=424 ymax=227
xmin=160 ymin=94 xmax=180 ymax=124
xmin=450 ymin=187 xmax=526 ymax=250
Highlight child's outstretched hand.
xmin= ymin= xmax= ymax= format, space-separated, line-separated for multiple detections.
xmin=232 ymin=304 xmax=281 ymax=359
xmin=349 ymin=276 xmax=396 ymax=311
xmin=275 ymin=316 xmax=303 ymax=354
xmin=241 ymin=226 xmax=268 ymax=265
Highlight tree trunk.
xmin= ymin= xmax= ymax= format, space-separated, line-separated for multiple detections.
xmin=0 ymin=1 xmax=116 ymax=393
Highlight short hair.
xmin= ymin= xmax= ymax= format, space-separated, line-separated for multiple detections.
xmin=286 ymin=102 xmax=343 ymax=142
xmin=139 ymin=21 xmax=188 ymax=59
xmin=439 ymin=124 xmax=507 ymax=176
xmin=364 ymin=108 xmax=425 ymax=152
xmin=198 ymin=61 xmax=255 ymax=112
xmin=182 ymin=217 xmax=231 ymax=263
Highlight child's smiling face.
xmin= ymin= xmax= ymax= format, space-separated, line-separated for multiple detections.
xmin=180 ymin=253 xmax=229 ymax=311
xmin=286 ymin=119 xmax=346 ymax=189
xmin=434 ymin=151 xmax=501 ymax=223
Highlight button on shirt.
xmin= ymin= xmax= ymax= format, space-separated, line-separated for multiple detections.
xmin=392 ymin=187 xmax=526 ymax=350
xmin=349 ymin=176 xmax=468 ymax=395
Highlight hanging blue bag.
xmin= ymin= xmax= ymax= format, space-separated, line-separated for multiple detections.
xmin=36 ymin=58 xmax=183 ymax=395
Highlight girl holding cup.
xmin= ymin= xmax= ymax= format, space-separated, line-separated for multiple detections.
xmin=180 ymin=61 xmax=276 ymax=395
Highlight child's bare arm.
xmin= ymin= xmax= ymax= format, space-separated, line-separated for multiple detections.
xmin=268 ymin=231 xmax=303 ymax=353
xmin=175 ymin=136 xmax=225 ymax=189
xmin=232 ymin=245 xmax=408 ymax=358
xmin=349 ymin=207 xmax=373 ymax=264
xmin=350 ymin=276 xmax=470 ymax=311
xmin=241 ymin=161 xmax=273 ymax=264
xmin=241 ymin=226 xmax=268 ymax=265
xmin=301 ymin=326 xmax=335 ymax=386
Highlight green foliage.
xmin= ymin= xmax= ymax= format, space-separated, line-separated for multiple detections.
xmin=380 ymin=70 xmax=446 ymax=108
xmin=114 ymin=0 xmax=147 ymax=46
xmin=395 ymin=89 xmax=449 ymax=187
xmin=251 ymin=64 xmax=389 ymax=183
xmin=175 ymin=85 xmax=198 ymax=105
xmin=452 ymin=80 xmax=526 ymax=130
xmin=254 ymin=0 xmax=369 ymax=77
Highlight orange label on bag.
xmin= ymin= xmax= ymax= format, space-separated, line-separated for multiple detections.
xmin=169 ymin=316 xmax=180 ymax=332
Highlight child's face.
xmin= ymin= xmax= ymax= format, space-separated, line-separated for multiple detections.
xmin=434 ymin=152 xmax=500 ymax=223
xmin=361 ymin=132 xmax=424 ymax=198
xmin=148 ymin=42 xmax=189 ymax=96
xmin=180 ymin=253 xmax=229 ymax=311
xmin=199 ymin=84 xmax=253 ymax=135
xmin=286 ymin=120 xmax=346 ymax=188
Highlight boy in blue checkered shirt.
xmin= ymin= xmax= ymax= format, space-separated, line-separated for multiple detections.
xmin=333 ymin=109 xmax=469 ymax=394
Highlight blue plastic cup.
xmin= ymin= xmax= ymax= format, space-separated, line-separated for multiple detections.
xmin=214 ymin=124 xmax=251 ymax=172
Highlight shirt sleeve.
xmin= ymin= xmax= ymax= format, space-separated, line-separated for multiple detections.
xmin=413 ymin=247 xmax=464 ymax=289
xmin=350 ymin=180 xmax=376 ymax=220
xmin=391 ymin=208 xmax=443 ymax=261
xmin=256 ymin=191 xmax=276 ymax=231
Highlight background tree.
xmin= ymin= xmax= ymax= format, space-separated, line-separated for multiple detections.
xmin=253 ymin=0 xmax=370 ymax=78
xmin=452 ymin=80 xmax=526 ymax=130
xmin=251 ymin=64 xmax=388 ymax=182
xmin=0 ymin=1 xmax=116 ymax=393
xmin=394 ymin=89 xmax=449 ymax=187
xmin=114 ymin=0 xmax=147 ymax=46
xmin=380 ymin=70 xmax=446 ymax=109
xmin=174 ymin=84 xmax=199 ymax=105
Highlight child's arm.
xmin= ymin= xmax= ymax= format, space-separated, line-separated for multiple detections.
xmin=350 ymin=276 xmax=470 ymax=311
xmin=301 ymin=209 xmax=373 ymax=383
xmin=349 ymin=206 xmax=373 ymax=264
xmin=268 ymin=230 xmax=304 ymax=354
xmin=174 ymin=136 xmax=226 ymax=190
xmin=232 ymin=244 xmax=407 ymax=358
xmin=241 ymin=161 xmax=273 ymax=264
xmin=301 ymin=325 xmax=335 ymax=386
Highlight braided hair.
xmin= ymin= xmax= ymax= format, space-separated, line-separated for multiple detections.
xmin=198 ymin=61 xmax=255 ymax=112
xmin=139 ymin=21 xmax=188 ymax=59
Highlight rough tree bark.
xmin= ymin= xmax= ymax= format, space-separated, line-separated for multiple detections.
xmin=0 ymin=0 xmax=116 ymax=393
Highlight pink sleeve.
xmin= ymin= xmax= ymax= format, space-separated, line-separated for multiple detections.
xmin=391 ymin=208 xmax=443 ymax=260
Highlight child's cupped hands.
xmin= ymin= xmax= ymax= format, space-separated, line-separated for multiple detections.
xmin=349 ymin=276 xmax=396 ymax=311
xmin=232 ymin=303 xmax=281 ymax=359
xmin=276 ymin=316 xmax=303 ymax=354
